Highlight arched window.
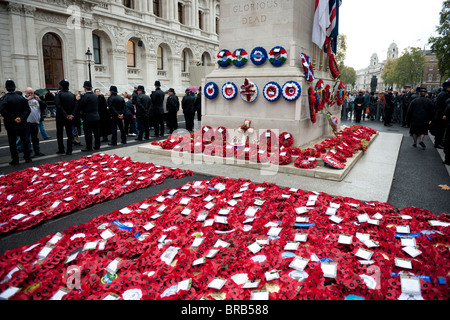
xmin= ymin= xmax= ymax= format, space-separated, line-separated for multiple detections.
xmin=42 ymin=32 xmax=64 ymax=89
xmin=93 ymin=34 xmax=101 ymax=64
xmin=157 ymin=46 xmax=164 ymax=70
xmin=127 ymin=40 xmax=135 ymax=67
xmin=123 ymin=0 xmax=134 ymax=9
xmin=199 ymin=11 xmax=204 ymax=30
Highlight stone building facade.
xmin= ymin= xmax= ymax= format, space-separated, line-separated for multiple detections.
xmin=0 ymin=0 xmax=220 ymax=94
xmin=354 ymin=42 xmax=398 ymax=92
xmin=421 ymin=50 xmax=441 ymax=92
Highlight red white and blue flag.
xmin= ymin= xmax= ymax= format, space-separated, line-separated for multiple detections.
xmin=312 ymin=0 xmax=341 ymax=53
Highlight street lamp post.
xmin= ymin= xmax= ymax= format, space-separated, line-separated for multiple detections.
xmin=85 ymin=48 xmax=93 ymax=84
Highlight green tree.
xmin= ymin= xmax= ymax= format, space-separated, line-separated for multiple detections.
xmin=381 ymin=58 xmax=398 ymax=87
xmin=339 ymin=65 xmax=357 ymax=87
xmin=393 ymin=47 xmax=425 ymax=88
xmin=429 ymin=0 xmax=450 ymax=81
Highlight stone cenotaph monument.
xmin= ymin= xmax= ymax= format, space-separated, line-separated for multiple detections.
xmin=202 ymin=0 xmax=341 ymax=147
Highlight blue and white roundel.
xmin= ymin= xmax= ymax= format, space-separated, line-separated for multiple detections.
xmin=263 ymin=82 xmax=282 ymax=102
xmin=204 ymin=82 xmax=219 ymax=100
xmin=222 ymin=82 xmax=238 ymax=100
xmin=282 ymin=81 xmax=302 ymax=101
xmin=250 ymin=47 xmax=268 ymax=66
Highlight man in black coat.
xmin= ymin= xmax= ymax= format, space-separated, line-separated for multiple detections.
xmin=108 ymin=85 xmax=127 ymax=145
xmin=353 ymin=91 xmax=365 ymax=124
xmin=151 ymin=80 xmax=166 ymax=137
xmin=406 ymin=87 xmax=434 ymax=149
xmin=135 ymin=85 xmax=151 ymax=141
xmin=166 ymin=88 xmax=180 ymax=134
xmin=0 ymin=79 xmax=32 ymax=165
xmin=55 ymin=79 xmax=77 ymax=155
xmin=401 ymin=86 xmax=412 ymax=127
xmin=182 ymin=89 xmax=196 ymax=132
xmin=443 ymin=97 xmax=450 ymax=165
xmin=194 ymin=87 xmax=202 ymax=122
xmin=95 ymin=88 xmax=110 ymax=142
xmin=384 ymin=87 xmax=395 ymax=127
xmin=77 ymin=81 xmax=101 ymax=151
xmin=433 ymin=81 xmax=450 ymax=149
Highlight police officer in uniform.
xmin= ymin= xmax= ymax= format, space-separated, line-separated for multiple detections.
xmin=384 ymin=87 xmax=395 ymax=127
xmin=77 ymin=81 xmax=101 ymax=151
xmin=135 ymin=85 xmax=151 ymax=141
xmin=0 ymin=79 xmax=32 ymax=165
xmin=55 ymin=79 xmax=77 ymax=155
xmin=108 ymin=85 xmax=127 ymax=146
xmin=151 ymin=81 xmax=166 ymax=137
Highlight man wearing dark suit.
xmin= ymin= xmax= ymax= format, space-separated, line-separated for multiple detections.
xmin=0 ymin=79 xmax=32 ymax=165
xmin=151 ymin=80 xmax=166 ymax=137
xmin=182 ymin=89 xmax=196 ymax=132
xmin=135 ymin=85 xmax=151 ymax=141
xmin=55 ymin=79 xmax=77 ymax=155
xmin=108 ymin=85 xmax=127 ymax=145
xmin=77 ymin=81 xmax=100 ymax=151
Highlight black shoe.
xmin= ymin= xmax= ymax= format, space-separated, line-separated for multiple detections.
xmin=413 ymin=144 xmax=417 ymax=148
xmin=419 ymin=142 xmax=426 ymax=149
xmin=108 ymin=143 xmax=117 ymax=146
xmin=56 ymin=150 xmax=65 ymax=155
xmin=25 ymin=159 xmax=32 ymax=163
xmin=81 ymin=148 xmax=92 ymax=152
xmin=43 ymin=136 xmax=51 ymax=140
xmin=93 ymin=147 xmax=100 ymax=151
xmin=9 ymin=160 xmax=19 ymax=165
xmin=435 ymin=144 xmax=444 ymax=149
xmin=121 ymin=142 xmax=127 ymax=145
xmin=135 ymin=138 xmax=143 ymax=141
xmin=35 ymin=152 xmax=45 ymax=157
xmin=66 ymin=152 xmax=72 ymax=155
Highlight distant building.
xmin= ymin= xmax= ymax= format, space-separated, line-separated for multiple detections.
xmin=421 ymin=50 xmax=441 ymax=92
xmin=0 ymin=0 xmax=220 ymax=94
xmin=354 ymin=42 xmax=398 ymax=92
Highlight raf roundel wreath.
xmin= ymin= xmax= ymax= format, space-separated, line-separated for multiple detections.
xmin=222 ymin=82 xmax=238 ymax=100
xmin=282 ymin=81 xmax=301 ymax=101
xmin=232 ymin=49 xmax=249 ymax=68
xmin=217 ymin=49 xmax=232 ymax=68
xmin=263 ymin=82 xmax=282 ymax=102
xmin=204 ymin=82 xmax=219 ymax=100
xmin=250 ymin=47 xmax=268 ymax=66
xmin=269 ymin=46 xmax=288 ymax=67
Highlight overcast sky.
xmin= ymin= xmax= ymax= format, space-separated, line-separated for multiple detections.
xmin=339 ymin=0 xmax=444 ymax=70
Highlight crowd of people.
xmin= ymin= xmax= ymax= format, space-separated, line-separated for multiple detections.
xmin=341 ymin=81 xmax=450 ymax=165
xmin=0 ymin=79 xmax=203 ymax=165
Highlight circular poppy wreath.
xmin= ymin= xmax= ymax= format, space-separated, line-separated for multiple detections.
xmin=263 ymin=82 xmax=282 ymax=102
xmin=240 ymin=79 xmax=259 ymax=103
xmin=269 ymin=46 xmax=288 ymax=67
xmin=327 ymin=49 xmax=340 ymax=79
xmin=217 ymin=49 xmax=232 ymax=68
xmin=335 ymin=81 xmax=346 ymax=106
xmin=232 ymin=48 xmax=249 ymax=68
xmin=222 ymin=82 xmax=238 ymax=100
xmin=279 ymin=132 xmax=294 ymax=148
xmin=308 ymin=86 xmax=317 ymax=124
xmin=322 ymin=154 xmax=346 ymax=170
xmin=250 ymin=47 xmax=268 ymax=66
xmin=204 ymin=82 xmax=219 ymax=100
xmin=314 ymin=79 xmax=325 ymax=111
xmin=270 ymin=151 xmax=292 ymax=166
xmin=323 ymin=84 xmax=334 ymax=106
xmin=294 ymin=155 xmax=317 ymax=169
xmin=282 ymin=81 xmax=302 ymax=102
xmin=301 ymin=53 xmax=315 ymax=82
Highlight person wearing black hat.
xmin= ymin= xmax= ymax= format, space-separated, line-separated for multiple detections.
xmin=94 ymin=88 xmax=110 ymax=142
xmin=0 ymin=79 xmax=32 ymax=164
xmin=384 ymin=87 xmax=395 ymax=127
xmin=135 ymin=85 xmax=151 ymax=141
xmin=108 ymin=85 xmax=127 ymax=146
xmin=77 ymin=80 xmax=101 ymax=151
xmin=432 ymin=81 xmax=450 ymax=149
xmin=55 ymin=79 xmax=77 ymax=155
xmin=182 ymin=88 xmax=196 ymax=132
xmin=401 ymin=86 xmax=412 ymax=127
xmin=151 ymin=80 xmax=166 ymax=137
xmin=406 ymin=87 xmax=434 ymax=149
xmin=166 ymin=88 xmax=180 ymax=134
xmin=353 ymin=91 xmax=365 ymax=124
xmin=194 ymin=86 xmax=202 ymax=122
